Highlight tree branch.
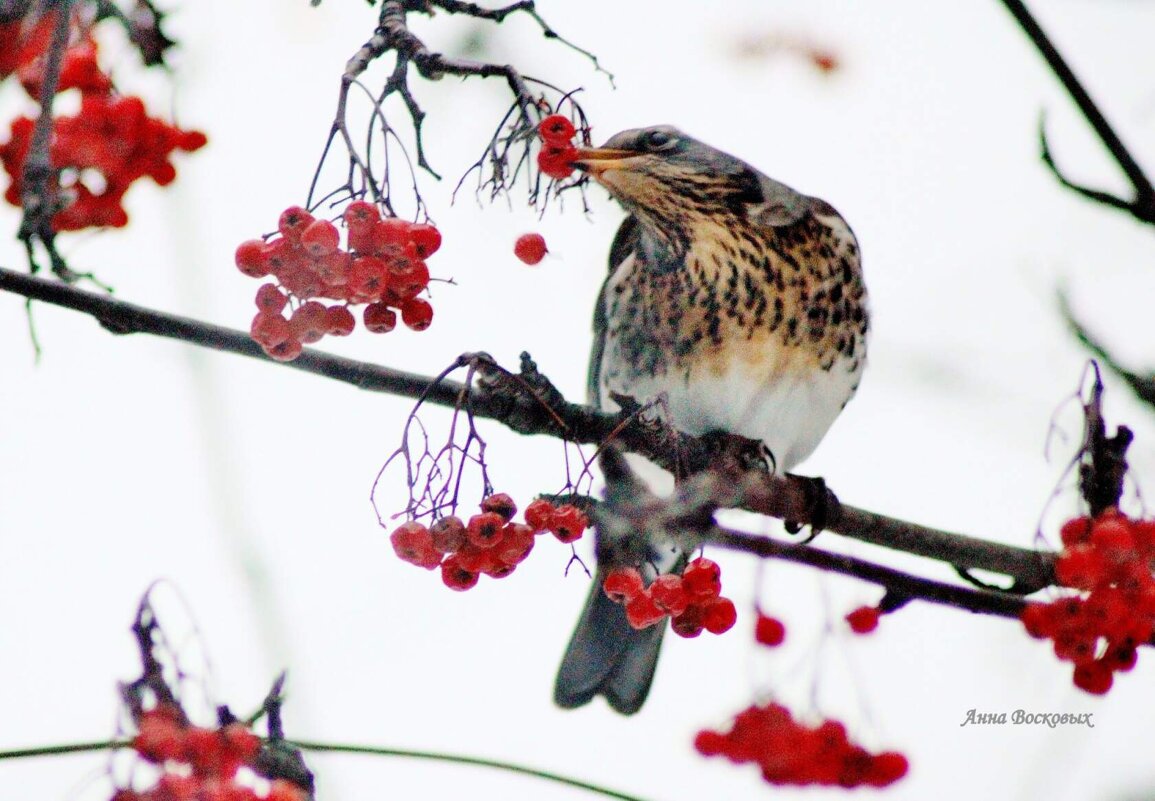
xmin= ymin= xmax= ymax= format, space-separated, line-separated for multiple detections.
xmin=0 ymin=265 xmax=1058 ymax=596
xmin=1057 ymin=289 xmax=1155 ymax=408
xmin=1000 ymin=0 xmax=1155 ymax=224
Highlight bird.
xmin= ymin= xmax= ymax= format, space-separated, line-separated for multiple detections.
xmin=552 ymin=125 xmax=869 ymax=715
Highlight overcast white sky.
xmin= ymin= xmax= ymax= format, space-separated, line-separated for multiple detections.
xmin=3 ymin=2 xmax=1155 ymax=800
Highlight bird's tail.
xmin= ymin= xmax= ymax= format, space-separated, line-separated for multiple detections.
xmin=553 ymin=569 xmax=666 ymax=715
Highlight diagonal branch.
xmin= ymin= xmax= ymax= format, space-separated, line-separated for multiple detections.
xmin=0 ymin=264 xmax=1057 ymax=594
xmin=1057 ymin=289 xmax=1155 ymax=408
xmin=999 ymin=0 xmax=1155 ymax=225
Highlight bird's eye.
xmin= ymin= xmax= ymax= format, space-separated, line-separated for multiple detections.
xmin=642 ymin=130 xmax=676 ymax=151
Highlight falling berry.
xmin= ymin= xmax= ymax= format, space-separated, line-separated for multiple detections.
xmin=514 ymin=233 xmax=548 ymax=265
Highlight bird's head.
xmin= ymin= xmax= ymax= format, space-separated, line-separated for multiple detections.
xmin=573 ymin=126 xmax=808 ymax=257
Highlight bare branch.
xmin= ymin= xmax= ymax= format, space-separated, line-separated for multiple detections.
xmin=1057 ymin=289 xmax=1155 ymax=408
xmin=1001 ymin=0 xmax=1155 ymax=224
xmin=0 ymin=264 xmax=1057 ymax=594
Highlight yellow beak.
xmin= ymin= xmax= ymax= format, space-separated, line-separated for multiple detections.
xmin=571 ymin=147 xmax=639 ymax=177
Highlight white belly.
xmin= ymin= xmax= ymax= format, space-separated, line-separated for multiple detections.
xmin=599 ymin=348 xmax=862 ymax=473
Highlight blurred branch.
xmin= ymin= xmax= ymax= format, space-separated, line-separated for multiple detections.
xmin=1000 ymin=0 xmax=1155 ymax=225
xmin=0 ymin=264 xmax=1056 ymax=596
xmin=1058 ymin=289 xmax=1155 ymax=408
xmin=0 ymin=737 xmax=654 ymax=801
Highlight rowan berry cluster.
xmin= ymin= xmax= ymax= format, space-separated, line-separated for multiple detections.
xmin=536 ymin=114 xmax=578 ymax=180
xmin=694 ymin=703 xmax=909 ymax=788
xmin=114 ymin=704 xmax=305 ymax=801
xmin=390 ymin=495 xmax=589 ymax=591
xmin=0 ymin=13 xmax=206 ymax=231
xmin=1021 ymin=509 xmax=1155 ymax=695
xmin=602 ymin=557 xmax=738 ymax=637
xmin=238 ymin=202 xmax=439 ymax=361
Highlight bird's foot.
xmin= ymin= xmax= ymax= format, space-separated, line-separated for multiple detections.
xmin=783 ymin=474 xmax=840 ymax=542
xmin=696 ymin=431 xmax=770 ymax=476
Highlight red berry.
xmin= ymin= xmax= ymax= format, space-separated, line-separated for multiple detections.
xmin=1091 ymin=518 xmax=1135 ymax=555
xmin=523 ymin=498 xmax=556 ymax=531
xmin=133 ymin=707 xmax=186 ymax=763
xmin=388 ymin=257 xmax=430 ymax=301
xmin=390 ymin=521 xmax=441 ymax=569
xmin=348 ymin=255 xmax=389 ymax=301
xmin=702 ymin=596 xmax=737 ymax=634
xmin=754 ymin=614 xmax=786 ymax=646
xmin=537 ymin=143 xmax=577 ymax=180
xmin=264 ymin=338 xmax=303 ymax=362
xmin=235 ymin=239 xmax=270 ymax=278
xmin=466 ymin=512 xmax=506 ymax=549
xmin=1054 ymin=545 xmax=1104 ymax=591
xmin=183 ymin=725 xmax=226 ymax=772
xmin=539 ymin=114 xmax=576 ymax=144
xmin=625 ymin=591 xmax=667 ymax=629
xmin=693 ymin=729 xmax=728 ymax=757
xmin=549 ymin=504 xmax=588 ymax=543
xmin=429 ymin=516 xmax=467 ymax=553
xmin=343 ymin=200 xmax=380 ymax=227
xmin=671 ymin=605 xmax=705 ymax=638
xmin=1059 ymin=516 xmax=1093 ymax=547
xmin=1104 ymin=641 xmax=1138 ymax=672
xmin=453 ymin=543 xmax=491 ymax=573
xmin=846 ymin=606 xmax=880 ymax=634
xmin=155 ymin=774 xmax=199 ymax=800
xmin=250 ymin=312 xmax=290 ymax=347
xmin=400 ymin=297 xmax=433 ymax=331
xmin=514 ymin=233 xmax=548 ymax=265
xmin=1072 ymin=660 xmax=1114 ymax=695
xmin=1130 ymin=518 xmax=1155 ymax=552
xmin=220 ymin=721 xmax=261 ymax=762
xmin=254 ymin=283 xmax=288 ymax=314
xmin=278 ymin=206 xmax=314 ymax=241
xmin=865 ymin=752 xmax=909 ymax=787
xmin=481 ymin=492 xmax=517 ymax=522
xmin=372 ymin=217 xmax=413 ymax=250
xmin=682 ymin=558 xmax=722 ymax=600
xmin=301 ymin=218 xmax=340 ymax=257
xmin=602 ymin=567 xmax=645 ymax=603
xmin=410 ymin=223 xmax=442 ymax=258
xmin=363 ymin=302 xmax=397 ymax=334
xmin=289 ymin=301 xmax=328 ymax=344
xmin=494 ymin=522 xmax=535 ymax=566
xmin=650 ymin=574 xmax=690 ymax=615
xmin=441 ymin=554 xmax=479 ymax=591
xmin=1019 ymin=603 xmax=1053 ymax=639
xmin=325 ymin=305 xmax=356 ymax=336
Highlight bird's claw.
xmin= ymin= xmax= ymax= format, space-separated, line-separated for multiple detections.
xmin=784 ymin=474 xmax=840 ymax=541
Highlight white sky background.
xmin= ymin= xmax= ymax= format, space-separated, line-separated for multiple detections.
xmin=2 ymin=1 xmax=1155 ymax=799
